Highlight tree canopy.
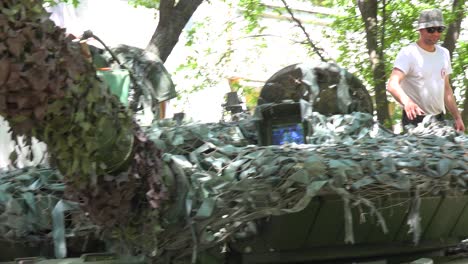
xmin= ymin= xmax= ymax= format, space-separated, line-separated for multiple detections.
xmin=46 ymin=0 xmax=468 ymax=127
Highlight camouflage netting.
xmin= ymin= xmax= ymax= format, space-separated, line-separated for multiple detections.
xmin=92 ymin=44 xmax=177 ymax=113
xmin=0 ymin=167 xmax=66 ymax=240
xmin=142 ymin=113 xmax=467 ymax=263
xmin=0 ymin=167 xmax=98 ymax=244
xmin=259 ymin=62 xmax=374 ymax=115
xmin=2 ymin=112 xmax=466 ymax=263
xmin=0 ymin=1 xmax=467 ymax=264
xmin=0 ymin=0 xmax=166 ymax=256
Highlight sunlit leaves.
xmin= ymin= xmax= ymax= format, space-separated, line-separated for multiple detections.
xmin=327 ymin=0 xmax=466 ymax=126
xmin=129 ymin=0 xmax=160 ymax=9
xmin=238 ymin=0 xmax=266 ymax=33
xmin=44 ymin=0 xmax=80 ymax=7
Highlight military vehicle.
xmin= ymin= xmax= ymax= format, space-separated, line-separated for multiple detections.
xmin=0 ymin=1 xmax=467 ymax=264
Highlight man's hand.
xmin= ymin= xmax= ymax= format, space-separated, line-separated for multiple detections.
xmin=403 ymin=100 xmax=425 ymax=120
xmin=387 ymin=68 xmax=425 ymax=120
xmin=454 ymin=116 xmax=465 ymax=132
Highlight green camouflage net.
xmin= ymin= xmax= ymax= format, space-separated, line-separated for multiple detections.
xmin=0 ymin=166 xmax=102 ymax=259
xmin=137 ymin=113 xmax=467 ymax=262
xmin=1 ymin=114 xmax=467 ymax=262
xmin=0 ymin=0 xmax=166 ymax=257
xmin=0 ymin=1 xmax=467 ymax=263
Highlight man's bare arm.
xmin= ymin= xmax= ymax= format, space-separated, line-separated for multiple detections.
xmin=387 ymin=68 xmax=424 ymax=120
xmin=443 ymin=76 xmax=465 ymax=132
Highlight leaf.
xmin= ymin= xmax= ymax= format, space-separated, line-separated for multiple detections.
xmin=244 ymin=149 xmax=266 ymax=160
xmin=22 ymin=192 xmax=36 ymax=214
xmin=0 ymin=191 xmax=12 ymax=203
xmin=343 ymin=198 xmax=354 ymax=244
xmin=259 ymin=165 xmax=280 ymax=177
xmin=27 ymin=67 xmax=49 ymax=91
xmin=396 ymin=160 xmax=423 ymax=168
xmin=303 ymin=155 xmax=326 ymax=177
xmin=194 ymin=142 xmax=216 ymax=154
xmin=306 ymin=180 xmax=327 ymax=197
xmin=6 ymin=33 xmax=26 ymax=57
xmin=212 ymin=157 xmax=229 ymax=172
xmin=351 ymin=176 xmax=375 ymax=190
xmin=287 ymin=169 xmax=310 ymax=185
xmin=33 ymin=104 xmax=47 ymax=120
xmin=217 ymin=145 xmax=239 ymax=156
xmin=172 ymin=134 xmax=184 ymax=146
xmin=0 ymin=57 xmax=10 ymax=85
xmin=52 ymin=200 xmax=79 ymax=259
xmin=381 ymin=156 xmax=396 ymax=173
xmin=152 ymin=139 xmax=166 ymax=150
xmin=194 ymin=198 xmax=216 ymax=219
xmin=329 ymin=160 xmax=348 ymax=185
xmin=9 ymin=150 xmax=18 ymax=164
xmin=407 ymin=189 xmax=422 ymax=245
xmin=437 ymin=159 xmax=453 ymax=177
xmin=45 ymin=183 xmax=65 ymax=192
xmin=342 ymin=159 xmax=363 ymax=179
xmin=238 ymin=167 xmax=256 ymax=179
xmin=4 ymin=198 xmax=22 ymax=215
xmin=223 ymin=159 xmax=247 ymax=180
xmin=171 ymin=155 xmax=193 ymax=169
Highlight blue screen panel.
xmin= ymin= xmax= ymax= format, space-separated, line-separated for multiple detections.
xmin=272 ymin=123 xmax=304 ymax=145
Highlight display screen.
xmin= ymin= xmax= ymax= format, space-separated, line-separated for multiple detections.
xmin=272 ymin=123 xmax=305 ymax=145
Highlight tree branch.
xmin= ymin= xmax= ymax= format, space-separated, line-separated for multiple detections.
xmin=280 ymin=0 xmax=327 ymax=62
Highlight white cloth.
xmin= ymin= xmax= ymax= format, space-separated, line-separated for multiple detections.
xmin=46 ymin=3 xmax=84 ymax=37
xmin=393 ymin=43 xmax=452 ymax=115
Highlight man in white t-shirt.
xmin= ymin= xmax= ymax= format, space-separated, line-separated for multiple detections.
xmin=387 ymin=9 xmax=465 ymax=132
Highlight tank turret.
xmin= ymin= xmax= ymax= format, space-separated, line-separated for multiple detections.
xmin=0 ymin=1 xmax=467 ymax=264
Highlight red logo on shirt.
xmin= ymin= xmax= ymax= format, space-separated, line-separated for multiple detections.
xmin=441 ymin=69 xmax=446 ymax=79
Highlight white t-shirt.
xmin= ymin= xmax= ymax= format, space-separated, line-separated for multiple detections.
xmin=393 ymin=43 xmax=452 ymax=115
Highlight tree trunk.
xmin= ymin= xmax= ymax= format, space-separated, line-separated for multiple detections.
xmin=357 ymin=0 xmax=391 ymax=126
xmin=442 ymin=0 xmax=466 ymax=58
xmin=145 ymin=0 xmax=203 ymax=62
xmin=442 ymin=0 xmax=467 ymax=127
xmin=463 ymin=77 xmax=468 ymax=126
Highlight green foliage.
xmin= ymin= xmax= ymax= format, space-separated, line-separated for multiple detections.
xmin=238 ymin=0 xmax=266 ymax=33
xmin=452 ymin=40 xmax=468 ymax=102
xmin=185 ymin=21 xmax=205 ymax=47
xmin=229 ymin=81 xmax=259 ymax=110
xmin=328 ymin=0 xmax=466 ymax=126
xmin=128 ymin=0 xmax=160 ymax=9
xmin=44 ymin=0 xmax=80 ymax=7
xmin=172 ymin=3 xmax=271 ymax=110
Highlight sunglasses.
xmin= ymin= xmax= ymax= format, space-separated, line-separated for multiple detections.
xmin=425 ymin=27 xmax=445 ymax=33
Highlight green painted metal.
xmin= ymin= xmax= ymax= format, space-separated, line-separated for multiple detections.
xmin=240 ymin=240 xmax=457 ymax=263
xmin=35 ymin=254 xmax=146 ymax=264
xmin=0 ymin=241 xmax=50 ymax=262
xmin=365 ymin=195 xmax=409 ymax=243
xmin=305 ymin=197 xmax=344 ymax=246
xmin=96 ymin=70 xmax=131 ymax=106
xmin=261 ymin=198 xmax=321 ymax=250
xmin=351 ymin=201 xmax=374 ymax=244
xmin=451 ymin=198 xmax=468 ymax=236
xmin=423 ymin=196 xmax=468 ymax=240
xmin=395 ymin=195 xmax=441 ymax=242
xmin=230 ymin=193 xmax=468 ymax=263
